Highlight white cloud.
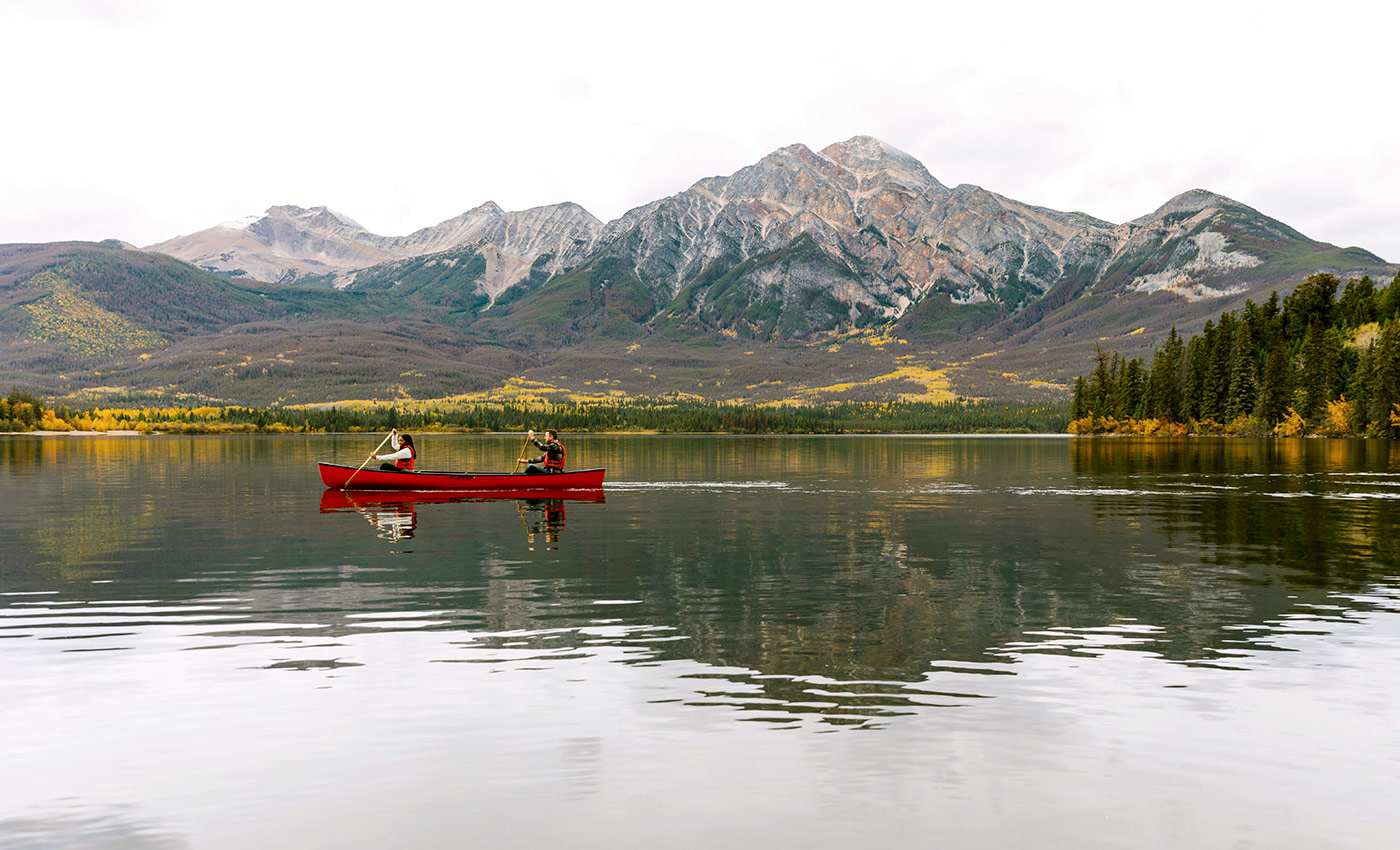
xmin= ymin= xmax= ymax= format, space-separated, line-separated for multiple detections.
xmin=1 ymin=0 xmax=1396 ymax=262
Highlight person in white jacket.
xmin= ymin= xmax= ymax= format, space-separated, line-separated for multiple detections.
xmin=376 ymin=430 xmax=417 ymax=471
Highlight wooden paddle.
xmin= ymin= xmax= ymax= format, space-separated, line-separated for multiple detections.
xmin=343 ymin=430 xmax=396 ymax=490
xmin=512 ymin=430 xmax=534 ymax=473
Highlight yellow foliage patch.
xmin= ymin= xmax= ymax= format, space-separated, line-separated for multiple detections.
xmin=19 ymin=270 xmax=163 ymax=356
xmin=1274 ymin=407 xmax=1308 ymax=437
xmin=778 ymin=364 xmax=954 ymax=404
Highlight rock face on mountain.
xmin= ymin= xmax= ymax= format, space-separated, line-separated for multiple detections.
xmin=569 ymin=136 xmax=1369 ymax=339
xmin=146 ymin=202 xmax=603 ymax=291
xmin=144 ymin=136 xmax=1387 ymax=343
xmin=145 ymin=205 xmax=392 ymax=283
xmin=340 ymin=202 xmax=603 ymax=299
xmin=595 ymin=136 xmax=1119 ymax=324
xmin=1092 ymin=189 xmax=1315 ymax=301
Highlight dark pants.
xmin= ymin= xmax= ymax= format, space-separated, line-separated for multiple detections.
xmin=524 ymin=465 xmax=559 ymax=474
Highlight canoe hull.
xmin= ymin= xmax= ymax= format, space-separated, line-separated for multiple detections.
xmin=319 ymin=488 xmax=605 ymax=512
xmin=319 ymin=462 xmax=606 ymax=491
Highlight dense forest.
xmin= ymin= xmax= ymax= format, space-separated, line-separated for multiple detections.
xmin=1071 ymin=271 xmax=1400 ymax=437
xmin=0 ymin=390 xmax=1068 ymax=435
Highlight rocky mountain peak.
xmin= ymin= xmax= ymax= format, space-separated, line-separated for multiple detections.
xmin=263 ymin=205 xmax=365 ymax=228
xmin=140 ymin=135 xmax=1376 ymax=343
xmin=762 ymin=142 xmax=819 ymax=165
xmin=820 ymin=135 xmax=942 ymax=191
xmin=469 ymin=201 xmax=505 ymax=216
xmin=1144 ymin=189 xmax=1242 ymax=220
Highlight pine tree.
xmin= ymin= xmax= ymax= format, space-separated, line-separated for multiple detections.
xmin=1337 ymin=276 xmax=1377 ymax=328
xmin=1090 ymin=346 xmax=1112 ymax=416
xmin=1208 ymin=313 xmax=1237 ymax=420
xmin=1115 ymin=358 xmax=1145 ymax=418
xmin=1349 ymin=345 xmax=1375 ymax=434
xmin=1256 ymin=331 xmax=1290 ymax=425
xmin=1378 ymin=271 xmax=1400 ymax=322
xmin=1146 ymin=328 xmax=1185 ymax=421
xmin=1183 ymin=335 xmax=1208 ymax=421
xmin=1283 ymin=273 xmax=1339 ymax=340
xmin=1199 ymin=320 xmax=1224 ymax=420
xmin=1225 ymin=320 xmax=1258 ymax=421
xmin=1296 ymin=319 xmax=1341 ymax=423
xmin=1371 ymin=317 xmax=1400 ymax=438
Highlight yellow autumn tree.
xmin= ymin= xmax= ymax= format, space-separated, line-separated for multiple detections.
xmin=1320 ymin=397 xmax=1352 ymax=437
xmin=1275 ymin=407 xmax=1308 ymax=437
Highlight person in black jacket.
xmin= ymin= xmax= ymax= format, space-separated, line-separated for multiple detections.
xmin=522 ymin=429 xmax=565 ymax=474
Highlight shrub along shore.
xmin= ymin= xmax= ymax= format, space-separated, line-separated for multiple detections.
xmin=1 ymin=390 xmax=1068 ymax=435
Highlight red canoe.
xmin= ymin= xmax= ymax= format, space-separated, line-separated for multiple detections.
xmin=318 ymin=462 xmax=606 ymax=491
xmin=318 ymin=488 xmax=606 ymax=511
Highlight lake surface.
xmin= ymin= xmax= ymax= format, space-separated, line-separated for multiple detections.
xmin=2 ymin=434 xmax=1398 ymax=849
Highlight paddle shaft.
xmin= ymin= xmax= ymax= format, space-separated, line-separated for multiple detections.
xmin=344 ymin=431 xmax=396 ymax=489
xmin=513 ymin=433 xmax=533 ymax=473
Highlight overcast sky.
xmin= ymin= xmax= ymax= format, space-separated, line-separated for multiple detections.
xmin=3 ymin=0 xmax=1397 ymax=261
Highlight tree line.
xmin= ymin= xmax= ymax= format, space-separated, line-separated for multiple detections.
xmin=2 ymin=394 xmax=1070 ymax=435
xmin=1071 ymin=271 xmax=1400 ymax=437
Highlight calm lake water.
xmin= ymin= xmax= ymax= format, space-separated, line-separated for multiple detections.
xmin=2 ymin=434 xmax=1398 ymax=849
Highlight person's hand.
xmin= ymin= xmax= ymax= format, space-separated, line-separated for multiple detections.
xmin=528 ymin=429 xmax=534 ymax=438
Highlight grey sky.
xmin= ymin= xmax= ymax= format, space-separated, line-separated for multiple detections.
xmin=3 ymin=0 xmax=1396 ymax=262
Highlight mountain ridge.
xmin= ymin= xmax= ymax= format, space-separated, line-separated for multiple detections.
xmin=144 ymin=137 xmax=1389 ymax=321
xmin=4 ymin=137 xmax=1393 ymax=407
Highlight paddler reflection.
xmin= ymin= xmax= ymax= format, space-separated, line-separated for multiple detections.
xmin=518 ymin=498 xmax=567 ymax=549
xmin=366 ymin=502 xmax=417 ymax=542
xmin=319 ymin=490 xmax=419 ymax=542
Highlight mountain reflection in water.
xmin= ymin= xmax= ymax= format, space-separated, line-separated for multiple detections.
xmin=3 ymin=435 xmax=1397 ymax=729
xmin=4 ymin=434 xmax=1400 ymax=849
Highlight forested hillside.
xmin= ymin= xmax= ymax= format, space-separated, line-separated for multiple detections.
xmin=1071 ymin=272 xmax=1400 ymax=437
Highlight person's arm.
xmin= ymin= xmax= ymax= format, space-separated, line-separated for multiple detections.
xmin=376 ymin=446 xmax=413 ymax=461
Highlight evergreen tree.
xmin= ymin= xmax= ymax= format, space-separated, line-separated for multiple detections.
xmin=1198 ymin=320 xmax=1223 ymax=420
xmin=1371 ymin=317 xmax=1400 ymax=438
xmin=1071 ymin=376 xmax=1089 ymax=420
xmin=1207 ymin=313 xmax=1237 ymax=420
xmin=1337 ymin=276 xmax=1377 ymax=327
xmin=1090 ymin=346 xmax=1112 ymax=415
xmin=1282 ymin=273 xmax=1339 ymax=340
xmin=1145 ymin=328 xmax=1185 ymax=420
xmin=1349 ymin=345 xmax=1376 ymax=434
xmin=1114 ymin=358 xmax=1145 ymax=418
xmin=1261 ymin=291 xmax=1281 ymax=326
xmin=1224 ymin=320 xmax=1258 ymax=421
xmin=1183 ymin=335 xmax=1208 ymax=421
xmin=1255 ymin=332 xmax=1291 ymax=425
xmin=1378 ymin=272 xmax=1400 ymax=322
xmin=1295 ymin=319 xmax=1340 ymax=422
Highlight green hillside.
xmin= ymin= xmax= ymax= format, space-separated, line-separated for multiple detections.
xmin=2 ymin=234 xmax=1396 ymax=408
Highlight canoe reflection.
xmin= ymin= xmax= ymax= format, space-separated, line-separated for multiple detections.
xmin=318 ymin=488 xmax=605 ymax=544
